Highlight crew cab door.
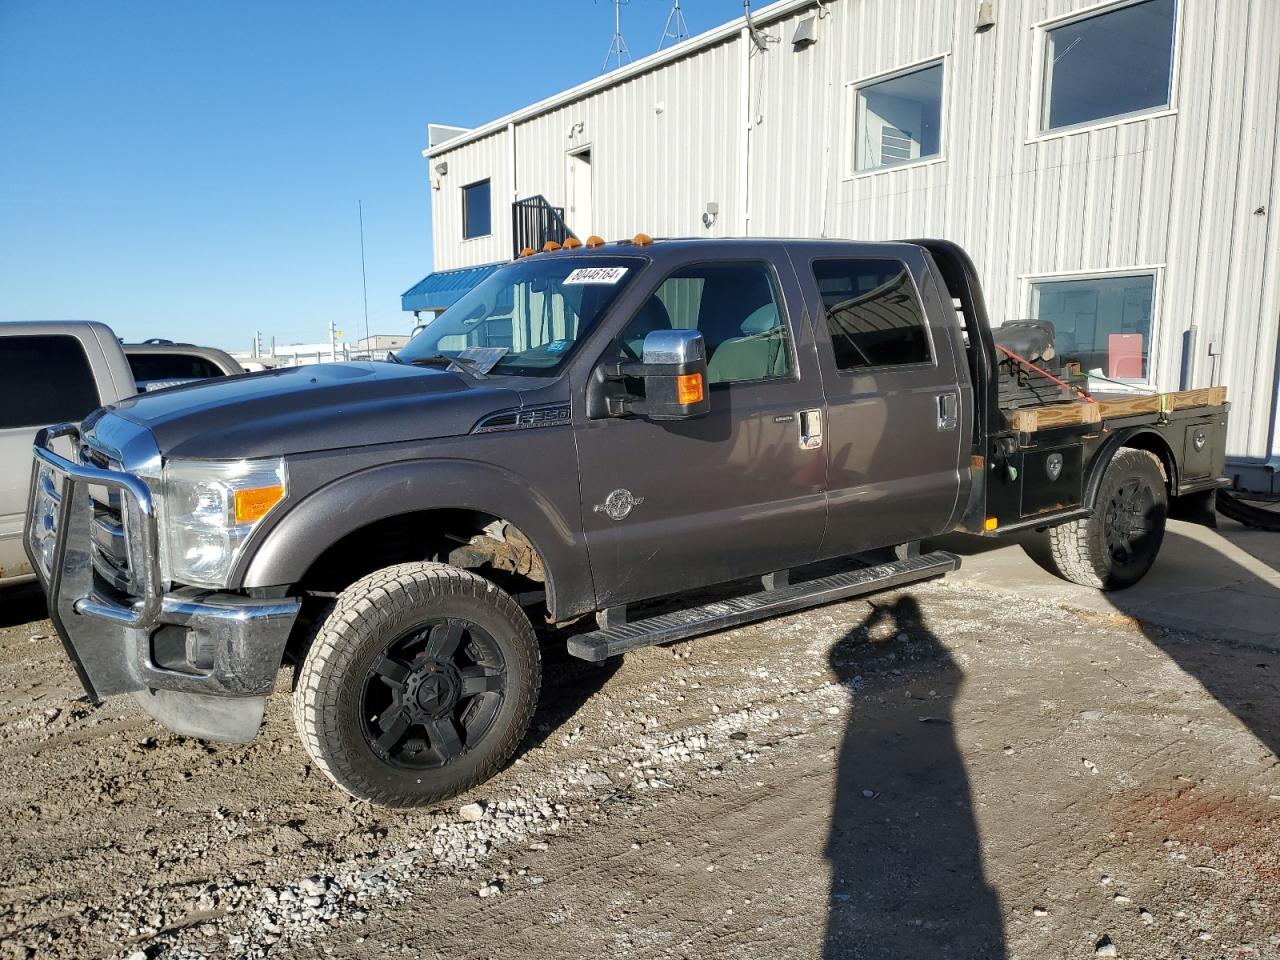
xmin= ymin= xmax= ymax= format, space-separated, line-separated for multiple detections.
xmin=575 ymin=251 xmax=827 ymax=608
xmin=793 ymin=246 xmax=969 ymax=554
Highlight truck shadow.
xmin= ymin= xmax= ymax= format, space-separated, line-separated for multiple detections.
xmin=517 ymin=638 xmax=621 ymax=757
xmin=933 ymin=520 xmax=1280 ymax=761
xmin=1098 ymin=521 xmax=1280 ymax=761
xmin=0 ymin=582 xmax=47 ymax=630
xmin=824 ymin=594 xmax=1006 ymax=959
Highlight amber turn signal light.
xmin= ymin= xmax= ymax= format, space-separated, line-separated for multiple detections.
xmin=676 ymin=373 xmax=704 ymax=406
xmin=234 ymin=485 xmax=285 ymax=524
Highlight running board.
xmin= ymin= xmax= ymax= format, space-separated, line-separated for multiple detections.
xmin=566 ymin=551 xmax=960 ymax=662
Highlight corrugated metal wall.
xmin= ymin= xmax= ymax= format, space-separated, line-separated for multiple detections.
xmin=427 ymin=0 xmax=1280 ymax=463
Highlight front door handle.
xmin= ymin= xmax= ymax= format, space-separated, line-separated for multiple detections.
xmin=937 ymin=393 xmax=959 ymax=431
xmin=798 ymin=408 xmax=823 ymax=450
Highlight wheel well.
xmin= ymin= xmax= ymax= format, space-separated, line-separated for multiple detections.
xmin=1120 ymin=432 xmax=1176 ymax=490
xmin=297 ymin=509 xmax=551 ymax=608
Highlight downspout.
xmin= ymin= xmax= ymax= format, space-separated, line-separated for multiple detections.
xmin=508 ymin=121 xmax=517 ymax=255
xmin=817 ymin=3 xmax=836 ymax=238
xmin=739 ymin=25 xmax=751 ymax=236
xmin=739 ymin=2 xmax=769 ymax=237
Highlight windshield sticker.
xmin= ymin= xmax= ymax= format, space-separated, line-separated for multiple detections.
xmin=545 ymin=339 xmax=572 ymax=354
xmin=564 ymin=266 xmax=629 ymax=285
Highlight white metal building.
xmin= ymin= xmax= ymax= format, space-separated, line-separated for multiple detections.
xmin=417 ymin=0 xmax=1280 ymax=487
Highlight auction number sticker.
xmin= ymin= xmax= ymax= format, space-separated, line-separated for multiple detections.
xmin=564 ymin=266 xmax=629 ymax=285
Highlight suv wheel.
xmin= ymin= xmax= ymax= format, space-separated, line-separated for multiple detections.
xmin=292 ymin=562 xmax=540 ymax=807
xmin=1045 ymin=448 xmax=1168 ymax=590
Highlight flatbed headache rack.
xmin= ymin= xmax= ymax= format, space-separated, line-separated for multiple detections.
xmin=908 ymin=239 xmax=1230 ymax=538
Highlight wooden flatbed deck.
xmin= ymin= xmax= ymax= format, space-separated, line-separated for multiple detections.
xmin=1007 ymin=386 xmax=1228 ymax=433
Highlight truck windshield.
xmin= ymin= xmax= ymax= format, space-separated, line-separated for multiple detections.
xmin=398 ymin=257 xmax=644 ymax=377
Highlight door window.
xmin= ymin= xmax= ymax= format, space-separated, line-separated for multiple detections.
xmin=812 ymin=259 xmax=932 ymax=369
xmin=0 ymin=334 xmax=101 ymax=429
xmin=620 ymin=261 xmax=793 ymax=385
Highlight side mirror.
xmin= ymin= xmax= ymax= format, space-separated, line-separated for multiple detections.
xmin=596 ymin=329 xmax=711 ymax=420
xmin=638 ymin=330 xmax=710 ymax=420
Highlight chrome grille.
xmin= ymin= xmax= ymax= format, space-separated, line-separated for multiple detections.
xmin=80 ymin=443 xmax=136 ymax=596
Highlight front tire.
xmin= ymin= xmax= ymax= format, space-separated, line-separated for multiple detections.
xmin=1046 ymin=448 xmax=1168 ymax=590
xmin=293 ymin=562 xmax=541 ymax=807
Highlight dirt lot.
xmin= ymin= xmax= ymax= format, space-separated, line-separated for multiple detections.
xmin=0 ymin=562 xmax=1277 ymax=960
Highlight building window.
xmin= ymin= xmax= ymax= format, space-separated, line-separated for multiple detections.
xmin=853 ymin=61 xmax=943 ymax=173
xmin=462 ymin=179 xmax=492 ymax=239
xmin=812 ymin=259 xmax=932 ymax=369
xmin=1040 ymin=0 xmax=1176 ymax=133
xmin=1029 ymin=273 xmax=1156 ymax=381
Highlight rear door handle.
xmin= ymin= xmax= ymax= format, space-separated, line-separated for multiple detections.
xmin=798 ymin=408 xmax=823 ymax=450
xmin=937 ymin=394 xmax=958 ymax=431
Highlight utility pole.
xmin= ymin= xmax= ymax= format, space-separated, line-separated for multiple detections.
xmin=329 ymin=320 xmax=337 ymax=363
xmin=602 ymin=0 xmax=631 ymax=72
xmin=658 ymin=0 xmax=689 ymax=49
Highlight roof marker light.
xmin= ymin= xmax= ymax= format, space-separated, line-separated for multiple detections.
xmin=543 ymin=240 xmax=562 ymax=252
xmin=563 ymin=236 xmax=582 ymax=249
xmin=585 ymin=235 xmax=605 ymax=248
xmin=633 ymin=233 xmax=654 ymax=246
xmin=519 ymin=247 xmax=536 ymax=257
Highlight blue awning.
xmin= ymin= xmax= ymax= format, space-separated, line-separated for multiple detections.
xmin=401 ymin=262 xmax=505 ymax=313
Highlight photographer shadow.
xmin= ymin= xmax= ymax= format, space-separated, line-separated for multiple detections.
xmin=824 ymin=594 xmax=1006 ymax=959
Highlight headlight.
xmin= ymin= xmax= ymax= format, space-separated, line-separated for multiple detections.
xmin=160 ymin=458 xmax=287 ymax=588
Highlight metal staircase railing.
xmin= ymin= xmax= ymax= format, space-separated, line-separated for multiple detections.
xmin=511 ymin=196 xmax=576 ymax=258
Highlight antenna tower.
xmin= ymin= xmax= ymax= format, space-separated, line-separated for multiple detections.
xmin=658 ymin=0 xmax=689 ymax=49
xmin=602 ymin=0 xmax=632 ymax=72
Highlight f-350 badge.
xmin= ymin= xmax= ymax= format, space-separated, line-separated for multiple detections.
xmin=595 ymin=489 xmax=644 ymax=521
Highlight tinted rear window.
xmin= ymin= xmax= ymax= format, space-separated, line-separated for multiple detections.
xmin=0 ymin=334 xmax=102 ymax=429
xmin=812 ymin=259 xmax=933 ymax=369
xmin=128 ymin=353 xmax=226 ymax=383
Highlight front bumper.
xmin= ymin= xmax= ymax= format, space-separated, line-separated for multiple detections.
xmin=24 ymin=423 xmax=300 ymax=741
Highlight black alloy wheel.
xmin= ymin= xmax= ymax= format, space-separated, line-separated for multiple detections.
xmin=361 ymin=618 xmax=507 ymax=768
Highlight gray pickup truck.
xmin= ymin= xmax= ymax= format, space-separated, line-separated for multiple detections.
xmin=1 ymin=322 xmax=137 ymax=586
xmin=25 ymin=238 xmax=1228 ymax=807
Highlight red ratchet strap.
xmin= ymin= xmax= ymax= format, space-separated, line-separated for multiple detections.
xmin=995 ymin=344 xmax=1096 ymax=404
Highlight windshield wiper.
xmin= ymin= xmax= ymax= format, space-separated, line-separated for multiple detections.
xmin=405 ymin=354 xmax=488 ymax=379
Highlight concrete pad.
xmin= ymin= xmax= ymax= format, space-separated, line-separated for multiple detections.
xmin=929 ymin=518 xmax=1280 ymax=650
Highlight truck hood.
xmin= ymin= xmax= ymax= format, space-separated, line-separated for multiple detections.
xmin=108 ymin=361 xmax=520 ymax=459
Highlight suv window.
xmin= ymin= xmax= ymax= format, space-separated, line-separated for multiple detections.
xmin=128 ymin=353 xmax=226 ymax=384
xmin=620 ymin=261 xmax=792 ymax=385
xmin=812 ymin=259 xmax=932 ymax=369
xmin=0 ymin=334 xmax=101 ymax=429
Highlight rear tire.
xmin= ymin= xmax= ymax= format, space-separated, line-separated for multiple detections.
xmin=1046 ymin=448 xmax=1167 ymax=590
xmin=292 ymin=562 xmax=540 ymax=807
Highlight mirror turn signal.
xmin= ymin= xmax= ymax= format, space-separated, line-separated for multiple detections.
xmin=676 ymin=373 xmax=705 ymax=406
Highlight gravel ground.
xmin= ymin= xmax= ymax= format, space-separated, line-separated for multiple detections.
xmin=0 ymin=575 xmax=1276 ymax=960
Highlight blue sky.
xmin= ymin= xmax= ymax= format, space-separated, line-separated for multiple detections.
xmin=0 ymin=1 xmax=745 ymax=352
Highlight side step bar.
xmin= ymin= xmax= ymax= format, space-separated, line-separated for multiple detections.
xmin=566 ymin=551 xmax=960 ymax=662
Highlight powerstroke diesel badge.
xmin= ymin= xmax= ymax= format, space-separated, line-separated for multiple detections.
xmin=595 ymin=489 xmax=644 ymax=521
